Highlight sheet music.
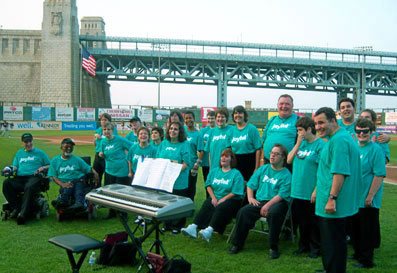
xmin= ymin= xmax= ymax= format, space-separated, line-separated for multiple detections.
xmin=132 ymin=158 xmax=182 ymax=192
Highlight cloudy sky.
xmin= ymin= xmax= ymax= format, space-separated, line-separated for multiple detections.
xmin=1 ymin=0 xmax=397 ymax=110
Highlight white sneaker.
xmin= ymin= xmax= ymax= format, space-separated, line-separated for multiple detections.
xmin=199 ymin=228 xmax=213 ymax=243
xmin=181 ymin=224 xmax=197 ymax=239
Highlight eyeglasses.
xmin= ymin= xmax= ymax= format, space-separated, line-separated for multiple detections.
xmin=355 ymin=129 xmax=370 ymax=135
xmin=270 ymin=152 xmax=281 ymax=156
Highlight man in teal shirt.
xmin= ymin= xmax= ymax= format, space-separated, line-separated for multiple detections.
xmin=260 ymin=94 xmax=299 ymax=170
xmin=49 ymin=138 xmax=99 ymax=209
xmin=314 ymin=107 xmax=361 ymax=273
xmin=2 ymin=133 xmax=50 ymax=224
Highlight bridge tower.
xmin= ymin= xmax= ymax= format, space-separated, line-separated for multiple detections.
xmin=41 ymin=0 xmax=80 ymax=106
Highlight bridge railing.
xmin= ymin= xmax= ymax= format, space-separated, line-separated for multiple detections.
xmin=80 ymin=36 xmax=397 ymax=68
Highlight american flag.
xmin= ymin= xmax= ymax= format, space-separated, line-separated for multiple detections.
xmin=82 ymin=46 xmax=96 ymax=77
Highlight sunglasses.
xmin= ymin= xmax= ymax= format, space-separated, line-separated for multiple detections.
xmin=355 ymin=129 xmax=370 ymax=135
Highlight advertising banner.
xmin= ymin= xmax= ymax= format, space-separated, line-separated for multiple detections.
xmin=98 ymin=108 xmax=136 ymax=121
xmin=56 ymin=107 xmax=74 ymax=121
xmin=138 ymin=108 xmax=153 ymax=122
xmin=62 ymin=122 xmax=97 ymax=131
xmin=376 ymin=125 xmax=397 ymax=134
xmin=385 ymin=112 xmax=397 ymax=125
xmin=32 ymin=107 xmax=51 ymax=121
xmin=3 ymin=106 xmax=23 ymax=120
xmin=77 ymin=108 xmax=95 ymax=121
xmin=201 ymin=107 xmax=217 ymax=123
xmin=155 ymin=110 xmax=170 ymax=121
xmin=13 ymin=121 xmax=61 ymax=130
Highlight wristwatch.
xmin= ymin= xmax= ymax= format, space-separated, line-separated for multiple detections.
xmin=329 ymin=194 xmax=338 ymax=200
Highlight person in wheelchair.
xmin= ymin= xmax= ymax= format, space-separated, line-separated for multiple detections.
xmin=2 ymin=133 xmax=51 ymax=225
xmin=49 ymin=138 xmax=99 ymax=210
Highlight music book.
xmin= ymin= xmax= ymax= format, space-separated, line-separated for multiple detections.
xmin=132 ymin=158 xmax=182 ymax=193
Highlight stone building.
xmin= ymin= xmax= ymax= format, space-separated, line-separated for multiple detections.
xmin=0 ymin=0 xmax=111 ymax=108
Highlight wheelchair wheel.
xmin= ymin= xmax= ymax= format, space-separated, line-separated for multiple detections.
xmin=1 ymin=210 xmax=10 ymax=221
xmin=56 ymin=210 xmax=63 ymax=222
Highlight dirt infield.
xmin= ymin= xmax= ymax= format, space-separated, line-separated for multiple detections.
xmin=34 ymin=135 xmax=94 ymax=145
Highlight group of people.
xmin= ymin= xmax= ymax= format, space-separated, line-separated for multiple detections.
xmin=1 ymin=95 xmax=390 ymax=273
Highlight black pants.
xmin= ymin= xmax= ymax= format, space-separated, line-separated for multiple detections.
xmin=232 ymin=200 xmax=288 ymax=250
xmin=2 ymin=175 xmax=42 ymax=216
xmin=351 ymin=208 xmax=380 ymax=267
xmin=93 ymin=153 xmax=105 ymax=188
xmin=235 ymin=152 xmax=256 ymax=182
xmin=201 ymin=166 xmax=210 ymax=199
xmin=292 ymin=198 xmax=320 ymax=253
xmin=318 ymin=216 xmax=347 ymax=273
xmin=164 ymin=188 xmax=190 ymax=230
xmin=187 ymin=172 xmax=198 ymax=201
xmin=194 ymin=197 xmax=241 ymax=234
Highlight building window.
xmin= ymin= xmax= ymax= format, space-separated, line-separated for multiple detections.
xmin=23 ymin=39 xmax=30 ymax=54
xmin=34 ymin=39 xmax=40 ymax=55
xmin=12 ymin=39 xmax=19 ymax=54
xmin=2 ymin=38 xmax=8 ymax=53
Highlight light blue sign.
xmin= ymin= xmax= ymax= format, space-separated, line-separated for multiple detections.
xmin=32 ymin=107 xmax=51 ymax=121
xmin=62 ymin=122 xmax=97 ymax=131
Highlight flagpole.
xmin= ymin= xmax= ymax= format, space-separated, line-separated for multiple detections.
xmin=79 ymin=45 xmax=83 ymax=108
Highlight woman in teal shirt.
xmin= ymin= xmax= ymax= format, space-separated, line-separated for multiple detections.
xmin=230 ymin=105 xmax=262 ymax=181
xmin=156 ymin=121 xmax=191 ymax=234
xmin=181 ymin=150 xmax=244 ymax=243
xmin=99 ymin=121 xmax=133 ymax=219
xmin=150 ymin=126 xmax=164 ymax=153
xmin=351 ymin=119 xmax=386 ymax=269
xmin=287 ymin=117 xmax=324 ymax=258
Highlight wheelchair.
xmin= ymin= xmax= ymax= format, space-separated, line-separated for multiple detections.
xmin=53 ymin=156 xmax=97 ymax=222
xmin=1 ymin=169 xmax=50 ymax=222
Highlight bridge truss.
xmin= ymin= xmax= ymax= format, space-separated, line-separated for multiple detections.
xmin=80 ymin=36 xmax=397 ymax=110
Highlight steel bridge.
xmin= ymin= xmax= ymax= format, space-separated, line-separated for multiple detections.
xmin=80 ymin=36 xmax=397 ymax=110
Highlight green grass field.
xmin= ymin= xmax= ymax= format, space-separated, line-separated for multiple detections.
xmin=0 ymin=131 xmax=396 ymax=273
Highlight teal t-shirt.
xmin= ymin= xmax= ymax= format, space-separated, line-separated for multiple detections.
xmin=291 ymin=138 xmax=326 ymax=200
xmin=101 ymin=135 xmax=133 ymax=177
xmin=186 ymin=129 xmax=204 ymax=164
xmin=200 ymin=126 xmax=213 ymax=167
xmin=262 ymin=114 xmax=299 ymax=160
xmin=372 ymin=131 xmax=390 ymax=162
xmin=13 ymin=148 xmax=50 ymax=176
xmin=230 ymin=123 xmax=262 ymax=154
xmin=125 ymin=131 xmax=138 ymax=146
xmin=358 ymin=141 xmax=386 ymax=209
xmin=127 ymin=143 xmax=157 ymax=173
xmin=204 ymin=125 xmax=232 ymax=168
xmin=337 ymin=119 xmax=356 ymax=135
xmin=247 ymin=164 xmax=291 ymax=202
xmin=150 ymin=142 xmax=161 ymax=154
xmin=95 ymin=127 xmax=119 ymax=153
xmin=156 ymin=140 xmax=191 ymax=190
xmin=315 ymin=128 xmax=362 ymax=218
xmin=204 ymin=167 xmax=245 ymax=200
xmin=48 ymin=155 xmax=91 ymax=183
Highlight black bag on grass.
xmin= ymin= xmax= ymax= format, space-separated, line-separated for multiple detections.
xmin=164 ymin=255 xmax=191 ymax=273
xmin=97 ymin=231 xmax=137 ymax=266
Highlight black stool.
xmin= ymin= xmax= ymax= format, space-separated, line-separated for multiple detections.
xmin=48 ymin=234 xmax=104 ymax=273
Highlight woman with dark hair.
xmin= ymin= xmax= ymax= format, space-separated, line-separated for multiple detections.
xmin=99 ymin=121 xmax=133 ymax=219
xmin=229 ymin=144 xmax=291 ymax=259
xmin=351 ymin=118 xmax=386 ymax=269
xmin=166 ymin=110 xmax=184 ymax=128
xmin=287 ymin=116 xmax=325 ymax=258
xmin=150 ymin=126 xmax=164 ymax=152
xmin=93 ymin=113 xmax=118 ymax=187
xmin=360 ymin=109 xmax=390 ymax=163
xmin=156 ymin=121 xmax=191 ymax=234
xmin=181 ymin=150 xmax=244 ymax=242
xmin=230 ymin=105 xmax=262 ymax=181
xmin=127 ymin=127 xmax=157 ymax=179
xmin=204 ymin=107 xmax=233 ymax=169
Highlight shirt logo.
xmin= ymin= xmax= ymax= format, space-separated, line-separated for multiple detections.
xmin=296 ymin=150 xmax=313 ymax=157
xmin=20 ymin=156 xmax=35 ymax=163
xmin=231 ymin=135 xmax=247 ymax=143
xmin=165 ymin=147 xmax=176 ymax=151
xmin=271 ymin=124 xmax=290 ymax=130
xmin=262 ymin=174 xmax=278 ymax=185
xmin=213 ymin=135 xmax=226 ymax=141
xmin=187 ymin=137 xmax=192 ymax=142
xmin=213 ymin=178 xmax=230 ymax=185
xmin=60 ymin=165 xmax=75 ymax=173
xmin=105 ymin=145 xmax=114 ymax=151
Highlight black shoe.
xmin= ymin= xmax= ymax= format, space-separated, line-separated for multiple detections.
xmin=347 ymin=253 xmax=359 ymax=260
xmin=10 ymin=209 xmax=19 ymax=219
xmin=161 ymin=226 xmax=171 ymax=233
xmin=68 ymin=202 xmax=84 ymax=210
xmin=103 ymin=212 xmax=116 ymax=220
xmin=269 ymin=249 xmax=280 ymax=259
xmin=52 ymin=199 xmax=68 ymax=209
xmin=314 ymin=270 xmax=326 ymax=273
xmin=308 ymin=251 xmax=320 ymax=259
xmin=17 ymin=213 xmax=26 ymax=225
xmin=229 ymin=245 xmax=240 ymax=255
xmin=293 ymin=248 xmax=309 ymax=255
xmin=171 ymin=229 xmax=180 ymax=235
xmin=351 ymin=262 xmax=374 ymax=269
